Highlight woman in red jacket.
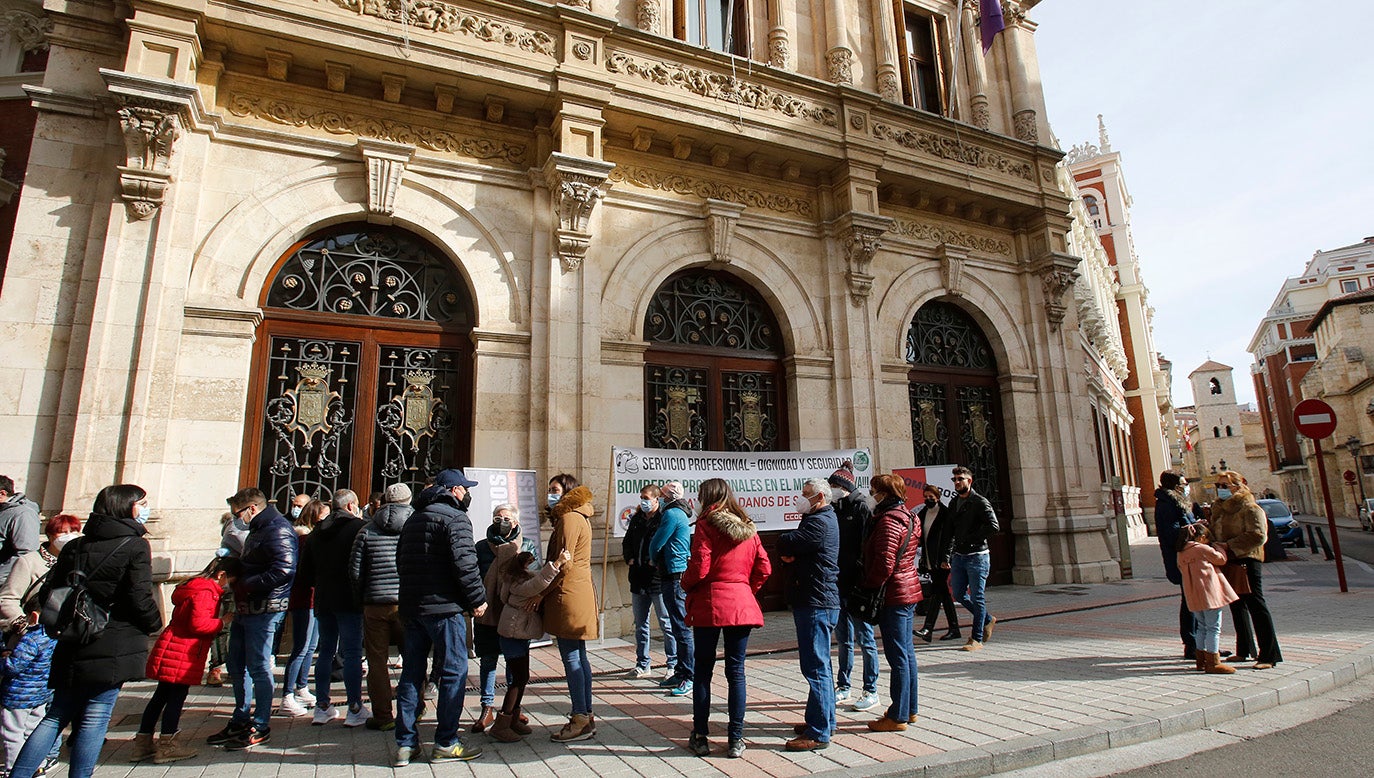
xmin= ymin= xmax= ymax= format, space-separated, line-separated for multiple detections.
xmin=861 ymin=473 xmax=922 ymax=733
xmin=131 ymin=557 xmax=240 ymax=764
xmin=682 ymin=478 xmax=771 ymax=759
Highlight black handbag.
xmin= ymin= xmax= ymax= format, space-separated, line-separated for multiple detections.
xmin=38 ymin=537 xmax=133 ymax=645
xmin=847 ymin=514 xmax=916 ymax=626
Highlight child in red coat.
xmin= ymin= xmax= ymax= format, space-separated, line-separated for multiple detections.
xmin=130 ymin=557 xmax=240 ymax=764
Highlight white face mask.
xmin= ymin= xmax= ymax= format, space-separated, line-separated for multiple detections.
xmin=791 ymin=494 xmax=813 ymax=514
xmin=52 ymin=532 xmax=80 ymax=551
xmin=830 ymin=488 xmax=846 ymax=503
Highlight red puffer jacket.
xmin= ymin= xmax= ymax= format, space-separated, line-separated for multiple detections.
xmin=683 ymin=508 xmax=772 ymax=628
xmin=861 ymin=499 xmax=922 ymax=606
xmin=146 ymin=576 xmax=227 ymax=685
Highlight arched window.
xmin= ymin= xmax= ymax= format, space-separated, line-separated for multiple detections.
xmin=643 ymin=269 xmax=785 ymax=452
xmin=1209 ymin=378 xmax=1222 ymax=395
xmin=1213 ymin=427 xmax=1220 ymax=438
xmin=1225 ymin=425 xmax=1233 ymax=437
xmin=245 ymin=225 xmax=474 ymax=511
xmin=1083 ymin=195 xmax=1100 ymax=216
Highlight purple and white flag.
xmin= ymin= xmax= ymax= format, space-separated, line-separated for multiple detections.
xmin=981 ymin=0 xmax=1006 ymax=54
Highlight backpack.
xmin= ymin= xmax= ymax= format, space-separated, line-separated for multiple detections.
xmin=38 ymin=537 xmax=134 ymax=645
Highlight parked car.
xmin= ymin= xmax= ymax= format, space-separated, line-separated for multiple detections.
xmin=1361 ymin=498 xmax=1373 ymax=532
xmin=1258 ymin=499 xmax=1303 ymax=549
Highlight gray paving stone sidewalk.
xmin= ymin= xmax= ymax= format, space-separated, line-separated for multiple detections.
xmin=86 ymin=538 xmax=1374 ymax=777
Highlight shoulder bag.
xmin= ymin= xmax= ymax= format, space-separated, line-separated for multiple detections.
xmin=38 ymin=537 xmax=135 ymax=645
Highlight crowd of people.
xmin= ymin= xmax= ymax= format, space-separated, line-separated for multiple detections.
xmin=0 ymin=462 xmax=1011 ymax=772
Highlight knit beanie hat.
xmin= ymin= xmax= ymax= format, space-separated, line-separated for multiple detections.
xmin=383 ymin=483 xmax=413 ymax=504
xmin=827 ymin=459 xmax=857 ymax=493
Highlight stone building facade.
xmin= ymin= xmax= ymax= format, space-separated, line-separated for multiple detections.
xmin=1300 ymin=288 xmax=1374 ymax=520
xmin=1183 ymin=361 xmax=1272 ymax=499
xmin=0 ymin=0 xmax=1120 ymax=624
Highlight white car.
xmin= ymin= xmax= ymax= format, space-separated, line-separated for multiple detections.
xmin=1361 ymin=498 xmax=1373 ymax=532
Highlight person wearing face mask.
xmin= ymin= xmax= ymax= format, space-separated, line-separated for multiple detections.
xmin=914 ymin=484 xmax=960 ymax=642
xmin=621 ymin=485 xmax=676 ymax=679
xmin=469 ymin=503 xmax=539 ymax=733
xmin=347 ymin=484 xmax=415 ymax=730
xmin=1209 ymin=470 xmax=1282 ymax=669
xmin=298 ymin=489 xmax=369 ymax=728
xmin=278 ymin=499 xmax=326 ymax=717
xmin=545 ymin=474 xmax=580 ymax=521
xmin=289 ymin=492 xmax=311 ymax=522
xmin=828 ymin=460 xmax=879 ymax=713
xmin=945 ymin=466 xmax=998 ymax=652
xmin=777 ymin=478 xmax=840 ymax=752
xmin=11 ymin=484 xmax=162 ymax=778
xmin=0 ymin=513 xmax=81 ymax=630
xmin=648 ymin=480 xmax=694 ymax=696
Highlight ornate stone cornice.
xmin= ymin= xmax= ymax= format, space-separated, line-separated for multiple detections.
xmin=834 ymin=212 xmax=893 ymax=304
xmin=872 ymin=123 xmax=1034 ymax=180
xmin=320 ymin=0 xmax=554 ymax=57
xmin=543 ymin=154 xmax=614 ymax=274
xmin=1037 ymin=252 xmax=1082 ymax=331
xmin=890 ymin=219 xmax=1013 ymax=256
xmin=702 ymin=199 xmax=746 ymax=264
xmin=356 ymin=138 xmax=414 ymax=217
xmin=609 ymin=164 xmax=814 ymax=217
xmin=227 ymin=94 xmax=527 ymax=164
xmin=1 ymin=8 xmax=52 ymax=53
xmin=606 ymin=51 xmax=838 ymax=128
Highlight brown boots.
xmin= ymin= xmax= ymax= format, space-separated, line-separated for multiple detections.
xmin=489 ymin=712 xmax=521 ymax=742
xmin=1201 ymin=651 xmax=1235 ymax=674
xmin=469 ymin=705 xmax=497 ymax=733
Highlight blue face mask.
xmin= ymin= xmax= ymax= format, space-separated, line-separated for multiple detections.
xmin=640 ymin=499 xmax=656 ymax=513
xmin=135 ymin=504 xmax=151 ymax=524
xmin=290 ymin=506 xmax=302 ymax=519
xmin=547 ymin=494 xmax=560 ymax=508
xmin=1217 ymin=488 xmax=1233 ymax=500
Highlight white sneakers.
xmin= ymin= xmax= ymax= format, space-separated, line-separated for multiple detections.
xmin=293 ymin=687 xmax=317 ymax=707
xmin=344 ymin=703 xmax=371 ymax=728
xmin=312 ymin=705 xmax=344 ymax=726
xmin=280 ymin=693 xmax=310 ymax=717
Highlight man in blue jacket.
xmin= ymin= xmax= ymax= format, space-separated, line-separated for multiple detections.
xmin=648 ymin=480 xmax=693 ymax=696
xmin=778 ymin=477 xmax=840 ymax=752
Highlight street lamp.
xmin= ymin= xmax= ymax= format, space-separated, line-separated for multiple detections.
xmin=1344 ymin=436 xmax=1368 ymax=516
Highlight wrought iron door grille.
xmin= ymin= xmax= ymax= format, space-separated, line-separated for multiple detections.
xmin=645 ymin=271 xmax=781 ymax=353
xmin=258 ymin=337 xmax=361 ymax=507
xmin=908 ymin=382 xmax=950 ymax=465
xmin=646 ymin=365 xmax=709 ymax=450
xmin=372 ymin=346 xmax=463 ymax=496
xmin=722 ymin=371 xmax=780 ymax=451
xmin=906 ymin=300 xmax=994 ymax=370
xmin=266 ymin=228 xmax=470 ymax=324
xmin=957 ymin=385 xmax=1001 ymax=502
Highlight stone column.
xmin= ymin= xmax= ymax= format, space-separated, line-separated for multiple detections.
xmin=871 ymin=0 xmax=900 ymax=102
xmin=1000 ymin=1 xmax=1038 ymax=142
xmin=962 ymin=0 xmax=991 ymax=128
xmin=768 ymin=0 xmax=794 ymax=69
xmin=825 ymin=0 xmax=854 ymax=84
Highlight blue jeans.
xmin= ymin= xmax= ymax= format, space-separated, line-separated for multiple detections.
xmin=285 ymin=607 xmax=318 ymax=694
xmin=632 ymin=589 xmax=677 ymax=670
xmin=792 ymin=606 xmax=839 ymax=742
xmin=11 ymin=684 xmax=120 ymax=778
xmin=314 ymin=609 xmax=364 ymax=709
xmin=835 ymin=606 xmax=879 ymax=694
xmin=395 ymin=612 xmax=468 ymax=749
xmin=228 ymin=610 xmax=286 ymax=727
xmin=661 ymin=574 xmax=694 ymax=680
xmin=879 ymin=603 xmax=918 ymax=721
xmin=949 ymin=552 xmax=992 ymax=641
xmin=557 ymin=637 xmax=593 ymax=715
xmin=1193 ymin=607 xmax=1223 ymax=654
xmin=692 ymin=626 xmax=751 ymax=741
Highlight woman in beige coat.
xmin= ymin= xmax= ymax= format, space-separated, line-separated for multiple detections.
xmin=543 ymin=486 xmax=598 ymax=742
xmin=1209 ymin=470 xmax=1282 ymax=669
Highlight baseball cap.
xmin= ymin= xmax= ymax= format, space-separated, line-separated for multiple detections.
xmin=433 ymin=468 xmax=479 ymax=489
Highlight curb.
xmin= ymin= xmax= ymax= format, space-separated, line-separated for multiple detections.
xmin=815 ymin=642 xmax=1374 ymax=778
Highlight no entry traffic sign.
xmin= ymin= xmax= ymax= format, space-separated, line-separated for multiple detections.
xmin=1294 ymin=398 xmax=1338 ymax=439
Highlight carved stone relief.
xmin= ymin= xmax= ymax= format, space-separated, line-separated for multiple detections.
xmin=891 ymin=219 xmax=1012 ymax=256
xmin=826 ymin=48 xmax=854 ymax=85
xmin=544 ymin=154 xmax=614 ymax=273
xmin=357 ymin=138 xmax=414 ymax=217
xmin=609 ymin=164 xmax=813 ymax=217
xmin=636 ymin=0 xmax=661 ymax=33
xmin=872 ymin=123 xmax=1033 ymax=180
xmin=1037 ymin=254 xmax=1082 ymax=331
xmin=606 ymin=52 xmax=838 ymax=127
xmin=838 ymin=214 xmax=892 ymax=304
xmin=768 ymin=28 xmax=789 ymax=68
xmin=938 ymin=244 xmax=969 ymax=297
xmin=0 ymin=8 xmax=52 ymax=53
xmin=702 ymin=199 xmax=746 ymax=264
xmin=114 ymin=98 xmax=180 ymax=220
xmin=319 ymin=0 xmax=555 ymax=57
xmin=877 ymin=71 xmax=900 ymax=103
xmin=1013 ymin=109 xmax=1038 ymax=143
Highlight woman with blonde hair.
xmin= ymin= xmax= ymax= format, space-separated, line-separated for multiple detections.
xmin=1209 ymin=470 xmax=1282 ymax=669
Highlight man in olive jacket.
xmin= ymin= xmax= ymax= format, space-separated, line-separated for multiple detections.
xmin=393 ymin=468 xmax=487 ymax=764
xmin=945 ymin=466 xmax=998 ymax=652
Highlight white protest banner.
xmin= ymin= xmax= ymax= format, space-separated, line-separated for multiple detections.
xmin=609 ymin=447 xmax=873 ymax=536
xmin=894 ymin=465 xmax=959 ymax=510
xmin=465 ymin=468 xmax=541 ymax=553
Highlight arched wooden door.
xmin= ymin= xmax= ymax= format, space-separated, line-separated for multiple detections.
xmin=241 ymin=225 xmax=474 ymax=512
xmin=906 ymin=300 xmax=1015 ymax=584
xmin=642 ymin=269 xmax=791 ymax=609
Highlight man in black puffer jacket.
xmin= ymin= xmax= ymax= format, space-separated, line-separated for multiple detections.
xmin=350 ymin=482 xmax=413 ymax=729
xmin=393 ymin=469 xmax=487 ymax=764
xmin=209 ymin=487 xmax=297 ymax=750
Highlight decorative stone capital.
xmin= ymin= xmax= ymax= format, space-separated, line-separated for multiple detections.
xmin=701 ymin=199 xmax=746 ymax=264
xmin=937 ymin=244 xmax=970 ymax=298
xmin=636 ymin=0 xmax=661 ymax=32
xmin=1037 ymin=252 xmax=1082 ymax=331
xmin=542 ymin=153 xmax=615 ymax=274
xmin=971 ymin=95 xmax=991 ymax=130
xmin=1 ymin=8 xmax=52 ymax=54
xmin=768 ymin=27 xmax=790 ymax=69
xmin=102 ymin=70 xmax=198 ymax=221
xmin=835 ymin=212 xmax=893 ymax=304
xmin=1013 ymin=109 xmax=1038 ymax=143
xmin=357 ymin=138 xmax=415 ymax=217
xmin=826 ymin=47 xmax=854 ymax=85
xmin=877 ymin=69 xmax=900 ymax=103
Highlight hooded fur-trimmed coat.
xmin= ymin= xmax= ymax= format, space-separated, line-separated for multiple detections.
xmin=682 ymin=508 xmax=772 ymax=628
xmin=543 ymin=486 xmax=598 ymax=640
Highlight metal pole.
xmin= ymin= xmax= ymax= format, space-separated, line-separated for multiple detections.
xmin=1312 ymin=438 xmax=1349 ymax=592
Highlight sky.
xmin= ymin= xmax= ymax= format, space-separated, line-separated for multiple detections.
xmin=1030 ymin=1 xmax=1374 ymax=408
